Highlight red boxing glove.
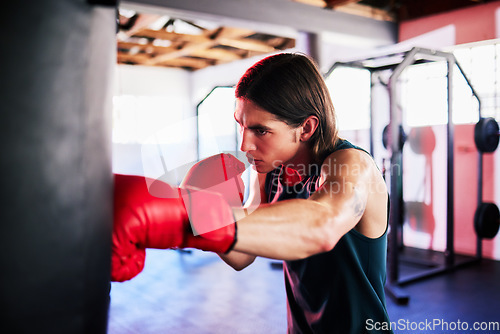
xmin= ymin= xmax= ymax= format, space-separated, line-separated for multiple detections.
xmin=181 ymin=153 xmax=246 ymax=206
xmin=112 ymin=174 xmax=236 ymax=282
xmin=180 ymin=153 xmax=246 ymax=250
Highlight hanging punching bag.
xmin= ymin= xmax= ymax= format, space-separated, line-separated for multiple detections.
xmin=0 ymin=0 xmax=115 ymax=333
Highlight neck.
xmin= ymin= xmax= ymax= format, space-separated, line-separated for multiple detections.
xmin=284 ymin=145 xmax=317 ymax=177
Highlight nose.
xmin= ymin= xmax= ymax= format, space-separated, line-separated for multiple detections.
xmin=239 ymin=129 xmax=256 ymax=152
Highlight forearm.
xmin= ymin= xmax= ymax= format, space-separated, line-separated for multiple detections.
xmin=232 ymin=199 xmax=340 ymax=261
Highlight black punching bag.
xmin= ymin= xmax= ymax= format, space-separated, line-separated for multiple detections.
xmin=0 ymin=0 xmax=115 ymax=333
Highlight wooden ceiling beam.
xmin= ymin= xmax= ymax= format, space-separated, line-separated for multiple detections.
xmin=116 ymin=11 xmax=298 ymax=70
xmin=265 ymin=37 xmax=296 ymax=49
xmin=323 ymin=0 xmax=362 ymax=8
xmin=117 ymin=41 xmax=176 ymax=54
xmin=217 ymin=38 xmax=277 ymax=53
xmin=117 ymin=52 xmax=154 ymax=64
xmin=117 ymin=13 xmax=163 ymax=42
xmin=156 ymin=57 xmax=212 ymax=70
xmin=119 ymin=40 xmax=247 ymax=63
xmin=118 ymin=51 xmax=212 ymax=70
xmin=141 ymin=26 xmax=257 ymax=66
xmin=118 ymin=52 xmax=213 ymax=70
xmin=212 ymin=26 xmax=255 ymax=39
xmin=292 ymin=0 xmax=394 ymax=21
xmin=189 ymin=48 xmax=243 ymax=62
xmin=133 ymin=29 xmax=211 ymax=44
xmin=142 ymin=40 xmax=215 ymax=65
xmin=335 ymin=3 xmax=395 ymax=21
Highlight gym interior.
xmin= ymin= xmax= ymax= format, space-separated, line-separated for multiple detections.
xmin=2 ymin=0 xmax=500 ymax=333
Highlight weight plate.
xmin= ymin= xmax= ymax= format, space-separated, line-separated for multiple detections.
xmin=474 ymin=117 xmax=499 ymax=153
xmin=474 ymin=202 xmax=500 ymax=239
xmin=382 ymin=124 xmax=406 ymax=151
xmin=408 ymin=126 xmax=436 ymax=155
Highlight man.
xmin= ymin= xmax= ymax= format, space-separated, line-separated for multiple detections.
xmin=112 ymin=53 xmax=392 ymax=333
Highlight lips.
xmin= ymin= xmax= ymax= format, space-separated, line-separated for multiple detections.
xmin=248 ymin=158 xmax=262 ymax=164
xmin=246 ymin=153 xmax=265 ymax=168
xmin=246 ymin=154 xmax=257 ymax=164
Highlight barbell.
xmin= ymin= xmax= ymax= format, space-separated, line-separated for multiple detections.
xmin=382 ymin=117 xmax=499 ymax=153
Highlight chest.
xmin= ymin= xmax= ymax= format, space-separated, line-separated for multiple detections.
xmin=265 ymin=166 xmax=322 ymax=203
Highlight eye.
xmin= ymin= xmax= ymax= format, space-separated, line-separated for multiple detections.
xmin=255 ymin=129 xmax=268 ymax=136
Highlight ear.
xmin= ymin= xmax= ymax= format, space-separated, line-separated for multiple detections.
xmin=299 ymin=116 xmax=319 ymax=142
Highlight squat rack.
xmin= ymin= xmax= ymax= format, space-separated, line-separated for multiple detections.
xmin=326 ymin=47 xmax=483 ymax=304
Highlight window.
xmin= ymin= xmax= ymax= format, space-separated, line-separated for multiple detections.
xmin=197 ymin=86 xmax=253 ymax=203
xmin=401 ymin=41 xmax=499 ymax=127
xmin=453 ymin=42 xmax=499 ymax=121
xmin=325 ymin=67 xmax=371 ymax=130
xmin=197 ymin=86 xmax=238 ymax=159
xmin=112 ymin=95 xmax=187 ymax=144
xmin=112 ymin=95 xmax=196 ymax=184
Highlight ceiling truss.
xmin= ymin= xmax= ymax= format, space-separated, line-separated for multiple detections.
xmin=117 ymin=12 xmax=295 ymax=71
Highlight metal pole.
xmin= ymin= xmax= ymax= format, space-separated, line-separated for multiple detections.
xmin=446 ymin=57 xmax=455 ymax=266
xmin=299 ymin=31 xmax=321 ymax=66
xmin=387 ymin=48 xmax=419 ymax=283
xmin=370 ymin=71 xmax=376 ymax=156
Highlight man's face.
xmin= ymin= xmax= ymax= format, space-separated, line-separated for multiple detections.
xmin=234 ymin=98 xmax=301 ymax=173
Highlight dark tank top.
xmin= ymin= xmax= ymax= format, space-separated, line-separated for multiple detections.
xmin=264 ymin=139 xmax=392 ymax=334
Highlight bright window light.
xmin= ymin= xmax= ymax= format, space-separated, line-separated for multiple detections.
xmin=325 ymin=67 xmax=371 ymax=130
xmin=401 ymin=56 xmax=483 ymax=127
xmin=112 ymin=95 xmax=186 ymax=144
xmin=197 ymin=86 xmax=237 ymax=158
xmin=197 ymin=86 xmax=253 ymax=203
xmin=401 ymin=62 xmax=449 ymax=127
xmin=452 ymin=41 xmax=499 ymax=122
xmin=470 ymin=45 xmax=496 ymax=95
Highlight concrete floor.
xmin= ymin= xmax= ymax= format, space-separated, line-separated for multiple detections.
xmin=108 ymin=248 xmax=500 ymax=334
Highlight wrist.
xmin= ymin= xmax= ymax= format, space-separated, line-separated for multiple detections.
xmin=232 ymin=207 xmax=249 ymax=222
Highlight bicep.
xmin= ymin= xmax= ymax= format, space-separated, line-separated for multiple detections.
xmin=309 ymin=151 xmax=370 ymax=232
xmin=311 ymin=177 xmax=368 ymax=218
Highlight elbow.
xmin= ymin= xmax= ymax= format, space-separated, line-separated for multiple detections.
xmin=315 ymin=226 xmax=338 ymax=254
xmin=311 ymin=211 xmax=341 ymax=255
xmin=297 ymin=230 xmax=336 ymax=260
xmin=221 ymin=254 xmax=256 ymax=271
xmin=231 ymin=261 xmax=252 ymax=271
xmin=234 ymin=256 xmax=256 ymax=271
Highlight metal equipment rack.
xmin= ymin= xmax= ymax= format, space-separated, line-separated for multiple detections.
xmin=326 ymin=47 xmax=484 ymax=304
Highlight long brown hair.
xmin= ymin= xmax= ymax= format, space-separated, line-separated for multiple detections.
xmin=235 ymin=53 xmax=338 ymax=163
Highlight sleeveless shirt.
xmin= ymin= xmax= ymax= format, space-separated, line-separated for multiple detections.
xmin=264 ymin=139 xmax=393 ymax=334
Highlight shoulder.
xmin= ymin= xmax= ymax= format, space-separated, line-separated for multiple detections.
xmin=319 ymin=148 xmax=375 ymax=181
